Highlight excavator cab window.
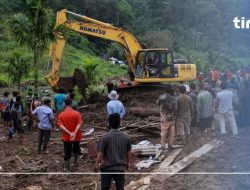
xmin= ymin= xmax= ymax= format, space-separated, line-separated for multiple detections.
xmin=158 ymin=51 xmax=174 ymax=78
xmin=144 ymin=51 xmax=159 ymax=77
xmin=135 ymin=50 xmax=174 ymax=78
xmin=135 ymin=51 xmax=146 ymax=78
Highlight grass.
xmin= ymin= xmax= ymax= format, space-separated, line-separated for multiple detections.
xmin=0 ymin=19 xmax=127 ymax=91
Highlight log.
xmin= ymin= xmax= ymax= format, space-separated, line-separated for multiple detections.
xmin=94 ymin=126 xmax=108 ymax=131
xmin=128 ymin=108 xmax=159 ymax=117
xmin=77 ymin=105 xmax=89 ymax=110
xmin=138 ymin=128 xmax=160 ymax=137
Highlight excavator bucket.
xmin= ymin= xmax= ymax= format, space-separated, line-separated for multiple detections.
xmin=57 ymin=76 xmax=74 ymax=91
xmin=57 ymin=68 xmax=87 ymax=95
xmin=73 ymin=68 xmax=87 ymax=95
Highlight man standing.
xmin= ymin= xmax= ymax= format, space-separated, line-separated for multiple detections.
xmin=25 ymin=89 xmax=33 ymax=130
xmin=1 ymin=92 xmax=10 ymax=128
xmin=197 ymin=84 xmax=213 ymax=131
xmin=188 ymin=83 xmax=197 ymax=128
xmin=216 ymin=82 xmax=238 ymax=137
xmin=241 ymin=81 xmax=250 ymax=127
xmin=176 ymin=85 xmax=193 ymax=145
xmin=54 ymin=88 xmax=66 ymax=116
xmin=156 ymin=84 xmax=176 ymax=150
xmin=211 ymin=67 xmax=220 ymax=88
xmin=32 ymin=99 xmax=54 ymax=154
xmin=25 ymin=88 xmax=33 ymax=110
xmin=57 ymin=99 xmax=83 ymax=171
xmin=94 ymin=113 xmax=132 ymax=190
xmin=107 ymin=90 xmax=125 ymax=119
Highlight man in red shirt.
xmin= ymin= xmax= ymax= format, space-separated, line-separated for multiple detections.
xmin=211 ymin=67 xmax=219 ymax=88
xmin=58 ymin=99 xmax=83 ymax=171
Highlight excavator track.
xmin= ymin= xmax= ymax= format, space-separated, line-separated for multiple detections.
xmin=116 ymin=84 xmax=165 ymax=94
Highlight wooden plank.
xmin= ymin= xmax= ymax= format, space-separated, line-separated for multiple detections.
xmin=125 ymin=148 xmax=182 ymax=190
xmin=26 ymin=186 xmax=42 ymax=190
xmin=130 ymin=139 xmax=223 ymax=190
xmin=157 ymin=148 xmax=182 ymax=172
xmin=152 ymin=139 xmax=223 ymax=182
xmin=136 ymin=185 xmax=150 ymax=190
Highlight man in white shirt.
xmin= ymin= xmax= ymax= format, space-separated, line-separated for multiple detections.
xmin=216 ymin=82 xmax=238 ymax=137
xmin=107 ymin=90 xmax=125 ymax=119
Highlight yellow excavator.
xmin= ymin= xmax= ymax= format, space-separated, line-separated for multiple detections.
xmin=45 ymin=9 xmax=196 ymax=92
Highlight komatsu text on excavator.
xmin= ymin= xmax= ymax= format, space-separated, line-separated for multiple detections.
xmin=45 ymin=9 xmax=196 ymax=92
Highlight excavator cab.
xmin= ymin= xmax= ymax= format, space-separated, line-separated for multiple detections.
xmin=135 ymin=50 xmax=174 ymax=79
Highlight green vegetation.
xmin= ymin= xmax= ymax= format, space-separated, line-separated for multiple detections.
xmin=9 ymin=0 xmax=55 ymax=91
xmin=56 ymin=44 xmax=127 ymax=80
xmin=6 ymin=51 xmax=31 ymax=91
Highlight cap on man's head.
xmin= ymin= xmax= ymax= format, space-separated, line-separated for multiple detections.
xmin=108 ymin=90 xmax=119 ymax=100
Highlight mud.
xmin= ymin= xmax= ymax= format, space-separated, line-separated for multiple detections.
xmin=0 ymin=88 xmax=249 ymax=190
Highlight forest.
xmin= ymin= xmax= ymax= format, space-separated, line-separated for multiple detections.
xmin=0 ymin=0 xmax=250 ymax=86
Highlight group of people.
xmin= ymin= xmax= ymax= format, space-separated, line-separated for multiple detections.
xmin=198 ymin=66 xmax=250 ymax=128
xmin=0 ymin=67 xmax=249 ymax=190
xmin=157 ymin=80 xmax=242 ymax=151
xmin=0 ymin=88 xmax=81 ymax=170
xmin=106 ymin=79 xmax=132 ymax=93
xmin=1 ymin=91 xmax=26 ymax=139
xmin=96 ymin=76 xmax=247 ymax=189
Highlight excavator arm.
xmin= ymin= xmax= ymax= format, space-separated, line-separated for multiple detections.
xmin=45 ymin=9 xmax=142 ymax=89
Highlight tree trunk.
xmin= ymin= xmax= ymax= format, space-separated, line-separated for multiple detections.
xmin=34 ymin=46 xmax=39 ymax=92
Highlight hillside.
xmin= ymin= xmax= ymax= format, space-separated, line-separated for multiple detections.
xmin=0 ymin=15 xmax=127 ymax=86
xmin=1 ymin=0 xmax=250 ymax=86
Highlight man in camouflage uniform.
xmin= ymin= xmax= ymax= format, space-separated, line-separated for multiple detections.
xmin=156 ymin=84 xmax=177 ymax=150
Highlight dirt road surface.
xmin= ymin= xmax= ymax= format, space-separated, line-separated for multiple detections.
xmin=0 ymin=89 xmax=249 ymax=190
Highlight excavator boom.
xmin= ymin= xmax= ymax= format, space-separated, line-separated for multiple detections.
xmin=45 ymin=9 xmax=142 ymax=90
xmin=45 ymin=9 xmax=196 ymax=92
